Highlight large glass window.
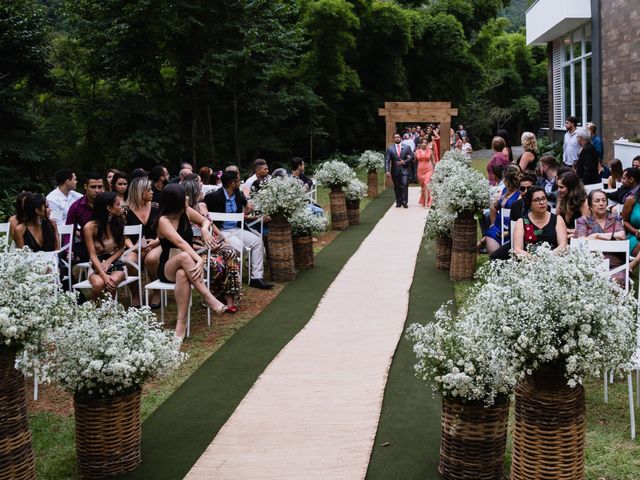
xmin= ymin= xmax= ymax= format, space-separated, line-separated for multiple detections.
xmin=559 ymin=24 xmax=593 ymax=127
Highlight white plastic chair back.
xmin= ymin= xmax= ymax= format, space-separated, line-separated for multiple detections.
xmin=500 ymin=208 xmax=511 ymax=245
xmin=584 ymin=183 xmax=604 ymax=194
xmin=569 ymin=237 xmax=630 ymax=292
xmin=57 ymin=224 xmax=75 ymax=290
xmin=0 ymin=222 xmax=10 ymax=248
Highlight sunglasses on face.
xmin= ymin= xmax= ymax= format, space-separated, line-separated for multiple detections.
xmin=519 ymin=186 xmax=530 ymax=192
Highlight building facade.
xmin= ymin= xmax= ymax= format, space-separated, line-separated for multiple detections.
xmin=526 ymin=0 xmax=640 ymax=162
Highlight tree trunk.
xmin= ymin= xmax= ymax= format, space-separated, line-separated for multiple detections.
xmin=204 ymin=72 xmax=215 ymax=165
xmin=233 ymin=73 xmax=241 ymax=168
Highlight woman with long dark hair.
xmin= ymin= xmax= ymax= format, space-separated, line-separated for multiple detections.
xmin=111 ymin=171 xmax=129 ymax=203
xmin=14 ymin=193 xmax=59 ymax=252
xmin=156 ymin=184 xmax=227 ymax=338
xmin=8 ymin=191 xmax=31 ymax=244
xmin=84 ymin=192 xmax=128 ymax=299
xmin=556 ymin=172 xmax=589 ymax=236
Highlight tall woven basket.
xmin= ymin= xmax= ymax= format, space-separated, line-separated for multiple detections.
xmin=0 ymin=348 xmax=35 ymax=480
xmin=346 ymin=199 xmax=360 ymax=226
xmin=268 ymin=215 xmax=296 ymax=282
xmin=367 ymin=170 xmax=379 ymax=198
xmin=75 ymin=388 xmax=142 ymax=478
xmin=450 ymin=211 xmax=477 ymax=281
xmin=329 ymin=188 xmax=349 ymax=231
xmin=439 ymin=396 xmax=509 ymax=480
xmin=292 ymin=236 xmax=314 ymax=270
xmin=511 ymin=362 xmax=585 ymax=480
xmin=435 ymin=236 xmax=452 ymax=271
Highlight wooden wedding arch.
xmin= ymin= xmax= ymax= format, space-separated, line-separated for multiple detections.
xmin=378 ymin=101 xmax=458 ymax=151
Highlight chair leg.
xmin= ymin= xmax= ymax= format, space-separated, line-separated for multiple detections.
xmin=629 ymin=372 xmax=636 ymax=440
xmin=186 ymin=295 xmax=192 ymax=338
xmin=637 ymin=369 xmax=639 ymax=407
xmin=160 ymin=290 xmax=165 ymax=323
xmin=604 ymin=369 xmax=609 ymax=404
xmin=145 ymin=288 xmax=149 ymax=307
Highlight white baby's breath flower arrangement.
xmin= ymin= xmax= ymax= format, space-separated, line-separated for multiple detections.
xmin=44 ymin=299 xmax=185 ymax=398
xmin=431 ymin=154 xmax=469 ymax=190
xmin=357 ymin=150 xmax=384 ymax=172
xmin=314 ymin=160 xmax=356 ymax=189
xmin=440 ymin=149 xmax=472 ymax=166
xmin=344 ymin=178 xmax=367 ymax=202
xmin=407 ymin=302 xmax=516 ymax=405
xmin=252 ymin=176 xmax=308 ymax=218
xmin=0 ymin=249 xmax=77 ymax=352
xmin=424 ymin=206 xmax=456 ymax=239
xmin=289 ymin=208 xmax=328 ymax=238
xmin=465 ymin=246 xmax=637 ymax=386
xmin=431 ymin=161 xmax=489 ymax=214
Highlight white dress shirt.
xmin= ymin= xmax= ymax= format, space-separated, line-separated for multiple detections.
xmin=46 ymin=187 xmax=83 ymax=227
xmin=563 ymin=130 xmax=580 ymax=166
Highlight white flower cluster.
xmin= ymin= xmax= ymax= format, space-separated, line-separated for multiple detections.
xmin=410 ymin=246 xmax=638 ymax=404
xmin=424 ymin=206 xmax=456 ymax=239
xmin=344 ymin=178 xmax=367 ymax=201
xmin=431 ymin=155 xmax=489 ymax=214
xmin=44 ymin=299 xmax=185 ymax=397
xmin=289 ymin=208 xmax=328 ymax=238
xmin=407 ymin=302 xmax=516 ymax=405
xmin=0 ymin=249 xmax=76 ymax=350
xmin=252 ymin=176 xmax=309 ymax=218
xmin=440 ymin=149 xmax=472 ymax=166
xmin=357 ymin=150 xmax=384 ymax=172
xmin=314 ymin=160 xmax=356 ymax=189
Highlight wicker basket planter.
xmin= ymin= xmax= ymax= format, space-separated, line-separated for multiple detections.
xmin=439 ymin=396 xmax=509 ymax=480
xmin=292 ymin=236 xmax=314 ymax=270
xmin=450 ymin=210 xmax=477 ymax=281
xmin=346 ymin=199 xmax=360 ymax=226
xmin=268 ymin=215 xmax=296 ymax=282
xmin=75 ymin=388 xmax=142 ymax=478
xmin=367 ymin=170 xmax=379 ymax=198
xmin=0 ymin=348 xmax=36 ymax=480
xmin=329 ymin=188 xmax=349 ymax=231
xmin=436 ymin=236 xmax=453 ymax=271
xmin=511 ymin=362 xmax=585 ymax=480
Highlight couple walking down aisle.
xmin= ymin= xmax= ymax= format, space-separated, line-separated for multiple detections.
xmin=385 ymin=134 xmax=435 ymax=208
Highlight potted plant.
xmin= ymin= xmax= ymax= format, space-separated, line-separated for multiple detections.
xmin=407 ymin=304 xmax=515 ymax=480
xmin=0 ymin=249 xmax=76 ymax=480
xmin=357 ymin=150 xmax=384 ymax=198
xmin=314 ymin=160 xmax=356 ymax=231
xmin=43 ymin=299 xmax=184 ymax=478
xmin=289 ymin=208 xmax=328 ymax=270
xmin=467 ymin=247 xmax=636 ymax=480
xmin=253 ymin=176 xmax=308 ymax=282
xmin=344 ymin=178 xmax=367 ymax=226
xmin=424 ymin=206 xmax=456 ymax=271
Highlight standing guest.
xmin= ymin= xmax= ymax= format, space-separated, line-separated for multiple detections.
xmin=14 ymin=194 xmax=59 ymax=252
xmin=111 ymin=171 xmax=129 ymax=203
xmin=123 ymin=176 xmax=161 ymax=308
xmin=633 ymin=155 xmax=640 ymax=170
xmin=587 ymin=123 xmax=604 ymax=161
xmin=401 ymin=133 xmax=416 ymax=152
xmin=415 ymin=140 xmax=435 ymax=208
xmin=512 ymin=186 xmax=568 ymax=255
xmin=480 ymin=166 xmax=521 ymax=255
xmin=205 ymin=171 xmax=272 ymax=290
xmin=67 ymin=172 xmax=105 ymax=261
xmin=183 ymin=177 xmax=241 ymax=311
xmin=487 ymin=136 xmax=510 ymax=186
xmin=432 ymin=126 xmax=441 ymax=162
xmin=8 ymin=191 xmax=31 ymax=244
xmin=105 ymin=168 xmax=119 ymax=192
xmin=149 ymin=165 xmax=169 ymax=203
xmin=449 ymin=127 xmax=455 ymax=149
xmin=199 ymin=166 xmax=214 ymax=185
xmin=517 ymin=132 xmax=539 ymax=172
xmin=47 ymin=169 xmax=83 ymax=228
xmin=563 ymin=116 xmax=580 ymax=168
xmin=536 ymin=156 xmax=559 ymax=203
xmin=243 ymin=158 xmax=270 ymax=197
xmin=84 ymin=192 xmax=128 ymax=299
xmin=496 ymin=128 xmax=513 ymax=162
xmin=556 ymin=172 xmax=589 ymax=236
xmin=156 ymin=184 xmax=228 ymax=338
xmin=606 ymin=168 xmax=640 ymax=207
xmin=575 ymin=190 xmax=626 ymax=285
xmin=457 ymin=124 xmax=467 ymax=140
xmin=608 ymin=159 xmax=624 ymax=188
xmin=454 ymin=132 xmax=463 ymax=151
xmin=574 ymin=127 xmax=600 ymax=185
xmin=461 ymin=136 xmax=473 ymax=159
xmin=385 ymin=132 xmax=414 ymax=208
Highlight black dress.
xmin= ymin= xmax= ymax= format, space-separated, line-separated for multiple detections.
xmin=523 ymin=213 xmax=559 ymax=249
xmin=23 ymin=227 xmax=56 ymax=252
xmin=157 ymin=215 xmax=193 ymax=283
xmin=124 ymin=203 xmax=160 ymax=243
xmin=517 ymin=149 xmax=538 ymax=172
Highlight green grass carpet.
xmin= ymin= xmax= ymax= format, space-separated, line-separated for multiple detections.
xmin=366 ymin=239 xmax=454 ymax=480
xmin=118 ymin=188 xmax=394 ymax=480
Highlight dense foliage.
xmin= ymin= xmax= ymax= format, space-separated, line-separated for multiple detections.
xmin=1 ymin=0 xmax=545 ymax=193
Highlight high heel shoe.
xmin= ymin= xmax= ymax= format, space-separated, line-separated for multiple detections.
xmin=227 ymin=305 xmax=238 ymax=314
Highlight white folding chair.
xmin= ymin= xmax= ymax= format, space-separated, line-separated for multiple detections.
xmin=208 ymin=212 xmax=254 ymax=284
xmin=628 ymin=347 xmax=640 ymax=439
xmin=72 ymin=225 xmax=144 ymax=303
xmin=57 ymin=224 xmax=74 ymax=291
xmin=584 ymin=183 xmax=604 ymax=194
xmin=500 ymin=208 xmax=511 ymax=245
xmin=0 ymin=222 xmax=10 ymax=248
xmin=307 ymin=179 xmax=318 ymax=203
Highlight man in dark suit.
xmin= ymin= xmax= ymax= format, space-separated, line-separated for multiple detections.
xmin=574 ymin=127 xmax=600 ymax=185
xmin=385 ymin=133 xmax=414 ymax=208
xmin=204 ymin=171 xmax=272 ymax=289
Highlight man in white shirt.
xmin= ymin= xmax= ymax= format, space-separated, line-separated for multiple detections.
xmin=46 ymin=169 xmax=83 ymax=227
xmin=563 ymin=116 xmax=580 ymax=167
xmin=243 ymin=158 xmax=270 ymax=197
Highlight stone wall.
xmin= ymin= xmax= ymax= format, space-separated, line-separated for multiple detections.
xmin=600 ymin=0 xmax=640 ymax=162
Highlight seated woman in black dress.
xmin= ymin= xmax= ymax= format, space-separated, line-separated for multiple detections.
xmin=156 ymin=184 xmax=227 ymax=339
xmin=14 ymin=193 xmax=59 ymax=252
xmin=556 ymin=172 xmax=589 ymax=237
xmin=512 ymin=186 xmax=568 ymax=256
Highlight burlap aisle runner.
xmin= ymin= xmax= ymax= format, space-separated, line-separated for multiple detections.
xmin=186 ymin=188 xmax=428 ymax=480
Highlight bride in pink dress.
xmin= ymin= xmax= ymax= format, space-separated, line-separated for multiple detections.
xmin=415 ymin=139 xmax=435 ymax=207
